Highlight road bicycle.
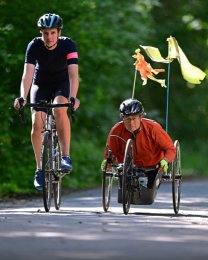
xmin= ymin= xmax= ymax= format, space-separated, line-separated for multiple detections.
xmin=18 ymin=97 xmax=75 ymax=212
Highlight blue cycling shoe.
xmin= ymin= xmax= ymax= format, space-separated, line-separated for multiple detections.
xmin=61 ymin=156 xmax=73 ymax=173
xmin=34 ymin=169 xmax=43 ymax=190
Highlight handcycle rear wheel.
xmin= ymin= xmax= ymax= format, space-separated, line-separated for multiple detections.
xmin=53 ymin=135 xmax=62 ymax=210
xmin=122 ymin=139 xmax=134 ymax=215
xmin=172 ymin=140 xmax=182 ymax=214
xmin=41 ymin=132 xmax=53 ymax=212
xmin=102 ymin=161 xmax=113 ymax=212
xmin=102 ymin=150 xmax=113 ymax=212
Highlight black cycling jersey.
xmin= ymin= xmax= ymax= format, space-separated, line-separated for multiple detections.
xmin=25 ymin=36 xmax=78 ymax=85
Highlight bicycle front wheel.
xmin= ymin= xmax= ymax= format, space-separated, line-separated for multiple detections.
xmin=122 ymin=139 xmax=134 ymax=215
xmin=53 ymin=135 xmax=62 ymax=210
xmin=41 ymin=131 xmax=53 ymax=212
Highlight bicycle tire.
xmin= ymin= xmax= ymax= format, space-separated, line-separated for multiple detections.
xmin=172 ymin=140 xmax=182 ymax=214
xmin=102 ymin=163 xmax=113 ymax=212
xmin=53 ymin=135 xmax=62 ymax=210
xmin=41 ymin=131 xmax=53 ymax=212
xmin=122 ymin=139 xmax=134 ymax=215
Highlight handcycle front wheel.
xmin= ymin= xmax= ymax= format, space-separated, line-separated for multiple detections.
xmin=172 ymin=140 xmax=182 ymax=214
xmin=41 ymin=131 xmax=53 ymax=212
xmin=53 ymin=136 xmax=62 ymax=210
xmin=102 ymin=161 xmax=113 ymax=212
xmin=122 ymin=139 xmax=134 ymax=215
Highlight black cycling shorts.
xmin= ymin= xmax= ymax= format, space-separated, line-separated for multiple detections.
xmin=30 ymin=81 xmax=69 ymax=112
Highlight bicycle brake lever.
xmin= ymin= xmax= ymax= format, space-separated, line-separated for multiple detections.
xmin=69 ymin=97 xmax=75 ymax=122
xmin=18 ymin=98 xmax=25 ymax=123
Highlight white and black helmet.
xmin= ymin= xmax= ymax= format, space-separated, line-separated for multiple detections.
xmin=120 ymin=98 xmax=145 ymax=116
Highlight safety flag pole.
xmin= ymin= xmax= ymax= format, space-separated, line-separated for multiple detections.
xmin=166 ymin=63 xmax=171 ymax=133
xmin=132 ymin=69 xmax=137 ymax=99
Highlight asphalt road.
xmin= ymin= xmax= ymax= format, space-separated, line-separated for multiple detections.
xmin=0 ymin=178 xmax=208 ymax=260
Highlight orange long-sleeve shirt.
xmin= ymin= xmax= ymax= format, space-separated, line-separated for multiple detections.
xmin=104 ymin=118 xmax=176 ymax=167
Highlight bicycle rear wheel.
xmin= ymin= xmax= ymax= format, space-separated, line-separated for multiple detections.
xmin=41 ymin=131 xmax=53 ymax=212
xmin=102 ymin=164 xmax=113 ymax=212
xmin=122 ymin=139 xmax=134 ymax=215
xmin=172 ymin=140 xmax=182 ymax=214
xmin=53 ymin=135 xmax=62 ymax=210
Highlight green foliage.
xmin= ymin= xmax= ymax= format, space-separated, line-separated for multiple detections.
xmin=0 ymin=0 xmax=208 ymax=197
xmin=62 ymin=137 xmax=103 ymax=190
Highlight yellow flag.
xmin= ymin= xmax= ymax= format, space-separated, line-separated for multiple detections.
xmin=140 ymin=45 xmax=170 ymax=63
xmin=140 ymin=36 xmax=206 ymax=85
xmin=177 ymin=46 xmax=206 ymax=84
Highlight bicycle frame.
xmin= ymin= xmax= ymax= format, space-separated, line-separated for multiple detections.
xmin=44 ymin=112 xmax=60 ymax=176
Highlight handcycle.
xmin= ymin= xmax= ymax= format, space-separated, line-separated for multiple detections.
xmin=18 ymin=97 xmax=75 ymax=212
xmin=102 ymin=136 xmax=182 ymax=215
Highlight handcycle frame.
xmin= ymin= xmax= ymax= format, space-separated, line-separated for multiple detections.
xmin=18 ymin=97 xmax=75 ymax=212
xmin=102 ymin=136 xmax=182 ymax=215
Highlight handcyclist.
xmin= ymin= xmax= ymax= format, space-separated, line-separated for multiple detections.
xmin=101 ymin=98 xmax=176 ymax=188
xmin=14 ymin=13 xmax=80 ymax=190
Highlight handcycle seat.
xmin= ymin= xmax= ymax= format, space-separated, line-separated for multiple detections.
xmin=118 ymin=168 xmax=163 ymax=205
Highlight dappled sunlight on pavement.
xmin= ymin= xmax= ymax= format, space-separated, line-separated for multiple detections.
xmin=0 ymin=180 xmax=208 ymax=260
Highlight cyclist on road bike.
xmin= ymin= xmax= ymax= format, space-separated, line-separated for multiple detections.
xmin=14 ymin=13 xmax=80 ymax=190
xmin=101 ymin=98 xmax=176 ymax=188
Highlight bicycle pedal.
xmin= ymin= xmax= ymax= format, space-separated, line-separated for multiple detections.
xmin=61 ymin=169 xmax=71 ymax=176
xmin=162 ymin=174 xmax=171 ymax=180
xmin=62 ymin=168 xmax=69 ymax=172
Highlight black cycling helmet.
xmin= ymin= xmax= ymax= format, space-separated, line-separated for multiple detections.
xmin=120 ymin=98 xmax=145 ymax=116
xmin=37 ymin=13 xmax=63 ymax=30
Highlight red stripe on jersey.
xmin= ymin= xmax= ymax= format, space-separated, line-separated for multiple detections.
xmin=67 ymin=52 xmax=78 ymax=59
